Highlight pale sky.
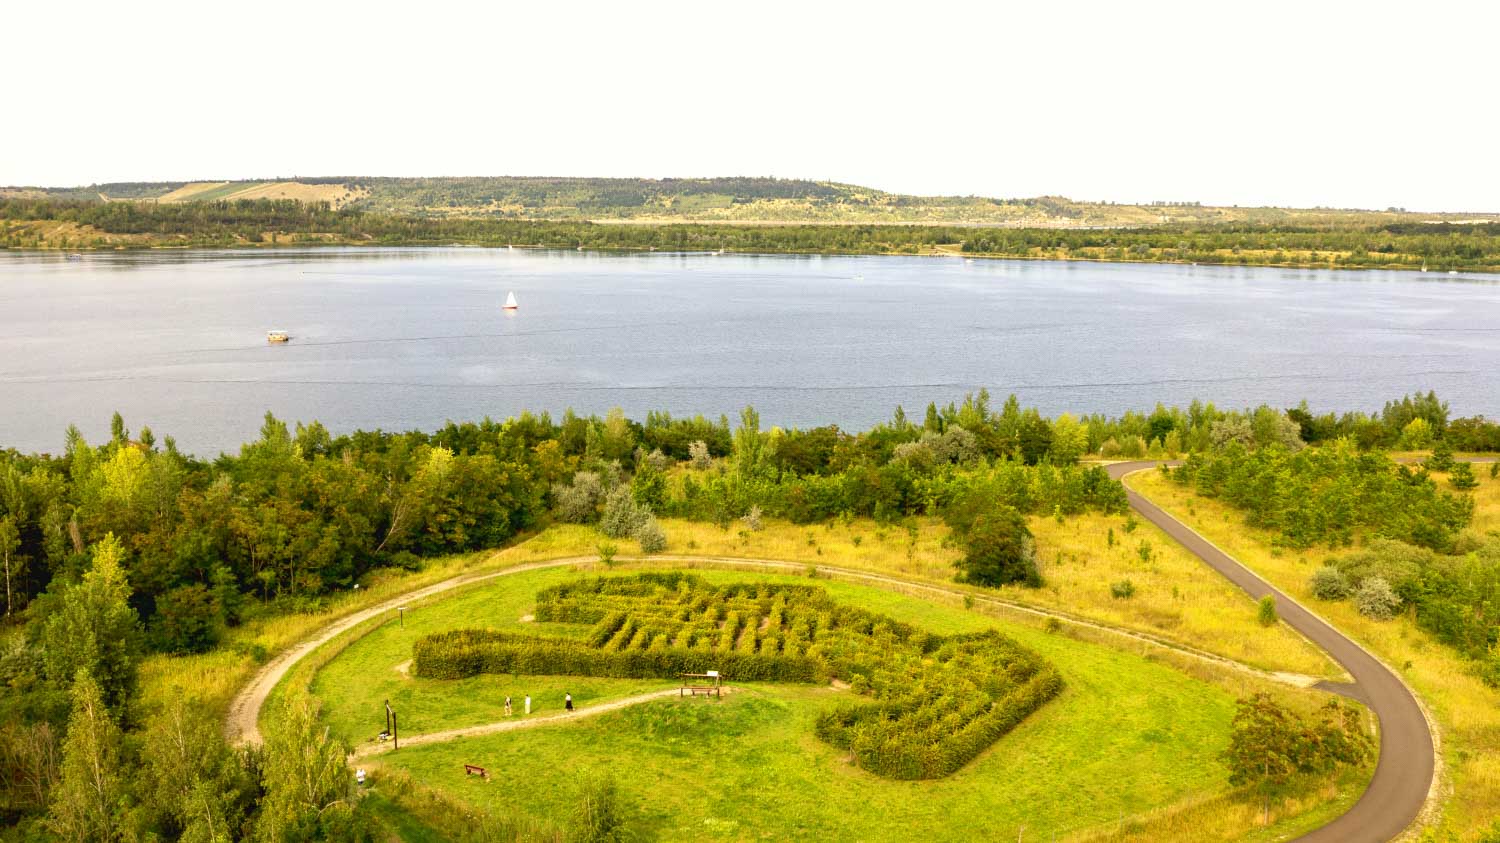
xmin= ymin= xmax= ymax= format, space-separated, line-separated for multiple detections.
xmin=5 ymin=0 xmax=1496 ymax=212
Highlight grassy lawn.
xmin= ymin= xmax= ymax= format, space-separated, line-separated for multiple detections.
xmin=1130 ymin=466 xmax=1500 ymax=841
xmin=324 ymin=567 xmax=1359 ymax=841
xmin=311 ymin=565 xmax=679 ymax=744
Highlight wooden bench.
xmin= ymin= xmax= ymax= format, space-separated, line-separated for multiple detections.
xmin=681 ymin=671 xmax=723 ymax=699
xmin=464 ymin=764 xmax=488 ymax=779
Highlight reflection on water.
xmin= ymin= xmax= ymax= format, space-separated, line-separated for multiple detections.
xmin=2 ymin=248 xmax=1498 ymax=456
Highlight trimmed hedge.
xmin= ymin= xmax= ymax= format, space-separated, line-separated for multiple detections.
xmin=413 ymin=628 xmax=822 ymax=683
xmin=412 ymin=573 xmax=1063 ymax=780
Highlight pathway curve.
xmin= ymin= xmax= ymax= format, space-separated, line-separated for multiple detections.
xmin=1109 ymin=461 xmax=1434 ymax=843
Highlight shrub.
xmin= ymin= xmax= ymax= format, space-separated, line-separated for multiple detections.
xmin=1257 ymin=595 xmax=1278 ymax=627
xmin=953 ymin=506 xmax=1041 ymax=588
xmin=1354 ymin=577 xmax=1401 ymax=620
xmin=1119 ymin=435 xmax=1148 ymax=459
xmin=688 ymin=440 xmax=712 ymax=470
xmin=642 ymin=448 xmax=672 ymax=473
xmin=1449 ymin=462 xmax=1478 ymax=491
xmin=599 ymin=486 xmax=650 ymax=539
xmin=1309 ymin=566 xmax=1352 ymax=601
xmin=742 ymin=505 xmax=763 ymax=532
xmin=596 ymin=542 xmax=618 ymax=566
xmin=1424 ymin=438 xmax=1455 ymax=472
xmin=1110 ymin=579 xmax=1135 ymax=600
xmin=554 ymin=472 xmax=605 ymax=523
xmin=634 ymin=516 xmax=667 ymax=554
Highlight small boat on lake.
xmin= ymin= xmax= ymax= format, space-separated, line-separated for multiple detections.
xmin=266 ymin=330 xmax=290 ymax=344
xmin=503 ymin=291 xmax=519 ymax=310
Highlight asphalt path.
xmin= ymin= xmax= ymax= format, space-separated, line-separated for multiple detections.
xmin=1108 ymin=461 xmax=1433 ymax=843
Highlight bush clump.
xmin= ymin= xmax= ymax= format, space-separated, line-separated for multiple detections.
xmin=1109 ymin=579 xmax=1135 ymax=600
xmin=1354 ymin=576 xmax=1401 ymax=620
xmin=599 ymin=486 xmax=650 ymax=539
xmin=1309 ymin=565 xmax=1352 ymax=600
xmin=1257 ymin=595 xmax=1278 ymax=626
xmin=634 ymin=516 xmax=667 ymax=554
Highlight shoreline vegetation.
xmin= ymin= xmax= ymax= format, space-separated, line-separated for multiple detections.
xmin=3 ymin=197 xmax=1500 ymax=272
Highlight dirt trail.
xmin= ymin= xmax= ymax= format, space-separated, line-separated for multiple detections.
xmin=351 ymin=687 xmax=698 ymax=758
xmin=227 ymin=551 xmax=1323 ymax=746
xmin=225 ymin=549 xmax=1326 ymax=744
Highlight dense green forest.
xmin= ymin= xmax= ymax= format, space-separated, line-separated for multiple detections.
xmin=4 ymin=198 xmax=1500 ymax=271
xmin=1 ymin=390 xmax=1497 ymax=838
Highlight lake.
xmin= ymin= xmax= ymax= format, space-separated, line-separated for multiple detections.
xmin=2 ymin=248 xmax=1499 ymax=456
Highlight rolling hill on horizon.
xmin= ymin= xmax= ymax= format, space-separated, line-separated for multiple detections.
xmin=5 ymin=176 xmax=1494 ymax=229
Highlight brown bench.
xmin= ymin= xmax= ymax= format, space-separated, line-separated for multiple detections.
xmin=463 ymin=764 xmax=488 ymax=778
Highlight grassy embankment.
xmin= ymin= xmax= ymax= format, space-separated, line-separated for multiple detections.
xmin=322 ymin=566 xmax=1360 ymax=842
xmin=1129 ymin=467 xmax=1500 ymax=841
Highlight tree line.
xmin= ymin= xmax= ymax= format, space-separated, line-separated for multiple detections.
xmin=4 ymin=198 xmax=1500 ymax=270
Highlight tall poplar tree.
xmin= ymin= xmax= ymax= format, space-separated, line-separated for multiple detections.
xmin=48 ymin=669 xmax=125 ymax=842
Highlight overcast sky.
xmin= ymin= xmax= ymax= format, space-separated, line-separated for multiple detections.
xmin=6 ymin=0 xmax=1495 ymax=211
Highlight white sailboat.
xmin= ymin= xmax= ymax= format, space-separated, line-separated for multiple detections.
xmin=503 ymin=291 xmax=519 ymax=310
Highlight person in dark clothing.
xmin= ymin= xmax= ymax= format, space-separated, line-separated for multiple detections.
xmin=564 ymin=692 xmax=574 ymax=711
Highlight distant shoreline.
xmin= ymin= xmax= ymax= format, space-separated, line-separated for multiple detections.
xmin=4 ymin=197 xmax=1497 ymax=273
xmin=5 ymin=240 xmax=1497 ymax=276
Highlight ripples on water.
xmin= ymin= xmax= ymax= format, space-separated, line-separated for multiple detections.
xmin=2 ymin=248 xmax=1497 ymax=455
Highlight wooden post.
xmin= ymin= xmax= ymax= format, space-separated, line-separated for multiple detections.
xmin=392 ymin=710 xmax=398 ymax=751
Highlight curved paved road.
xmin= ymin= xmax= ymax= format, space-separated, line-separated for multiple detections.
xmin=1108 ymin=461 xmax=1433 ymax=843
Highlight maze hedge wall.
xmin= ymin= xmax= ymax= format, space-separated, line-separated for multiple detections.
xmin=412 ymin=573 xmax=1062 ymax=779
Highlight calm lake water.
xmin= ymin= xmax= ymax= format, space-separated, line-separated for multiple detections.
xmin=3 ymin=248 xmax=1499 ymax=456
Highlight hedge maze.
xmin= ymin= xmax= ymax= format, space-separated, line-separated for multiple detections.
xmin=412 ymin=573 xmax=1062 ymax=779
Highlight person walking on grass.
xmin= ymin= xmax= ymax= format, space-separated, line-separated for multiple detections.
xmin=565 ymin=692 xmax=574 ymax=712
xmin=504 ymin=695 xmax=512 ymax=717
xmin=524 ymin=694 xmax=531 ymax=715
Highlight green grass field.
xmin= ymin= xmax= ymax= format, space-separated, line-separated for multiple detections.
xmin=314 ymin=567 xmax=1358 ymax=841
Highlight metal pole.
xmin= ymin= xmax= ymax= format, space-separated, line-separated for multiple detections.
xmin=392 ymin=711 xmax=398 ymax=751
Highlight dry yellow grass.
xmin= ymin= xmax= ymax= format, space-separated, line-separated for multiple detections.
xmin=1066 ymin=771 xmax=1366 ymax=843
xmin=1129 ymin=468 xmax=1500 ymax=841
xmin=153 ymin=180 xmax=367 ymax=208
xmin=155 ymin=182 xmax=231 ymax=202
xmin=220 ymin=181 xmax=367 ymax=207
